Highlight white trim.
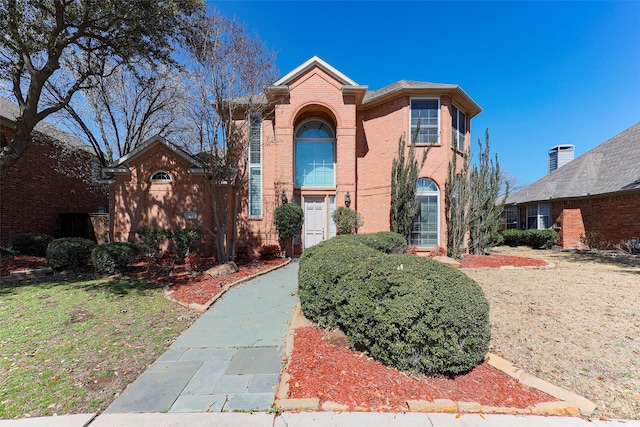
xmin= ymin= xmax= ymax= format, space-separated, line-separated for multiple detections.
xmin=150 ymin=170 xmax=172 ymax=182
xmin=274 ymin=55 xmax=359 ymax=86
xmin=107 ymin=135 xmax=204 ymax=169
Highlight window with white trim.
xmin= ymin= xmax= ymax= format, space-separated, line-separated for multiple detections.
xmin=410 ymin=178 xmax=440 ymax=248
xmin=410 ymin=98 xmax=440 ymax=144
xmin=248 ymin=113 xmax=262 ymax=217
xmin=150 ymin=170 xmax=172 ymax=182
xmin=294 ymin=120 xmax=335 ymax=188
xmin=503 ymin=206 xmax=519 ymax=229
xmin=451 ymin=104 xmax=467 ymax=151
xmin=527 ymin=203 xmax=551 ymax=229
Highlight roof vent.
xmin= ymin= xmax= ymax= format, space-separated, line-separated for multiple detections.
xmin=548 ymin=144 xmax=575 ymax=173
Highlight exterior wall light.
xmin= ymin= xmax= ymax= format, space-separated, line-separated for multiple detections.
xmin=344 ymin=191 xmax=351 ymax=208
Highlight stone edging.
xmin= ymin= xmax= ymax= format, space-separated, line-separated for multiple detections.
xmin=275 ymin=304 xmax=596 ymax=417
xmin=163 ymin=258 xmax=292 ymax=312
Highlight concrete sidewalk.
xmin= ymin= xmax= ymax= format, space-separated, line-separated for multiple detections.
xmin=2 ymin=412 xmax=640 ymax=427
xmin=102 ymin=259 xmax=299 ymax=414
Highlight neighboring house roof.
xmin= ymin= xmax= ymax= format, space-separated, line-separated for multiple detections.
xmin=506 ymin=121 xmax=640 ymax=204
xmin=0 ymin=96 xmax=92 ymax=154
xmin=105 ymin=135 xmax=204 ymax=171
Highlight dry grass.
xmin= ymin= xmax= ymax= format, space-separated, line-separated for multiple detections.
xmin=464 ymin=247 xmax=640 ymax=419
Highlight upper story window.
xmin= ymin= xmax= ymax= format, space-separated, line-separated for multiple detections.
xmin=451 ymin=104 xmax=467 ymax=151
xmin=294 ymin=120 xmax=335 ymax=188
xmin=150 ymin=170 xmax=172 ymax=182
xmin=410 ymin=98 xmax=440 ymax=144
xmin=248 ymin=113 xmax=262 ymax=217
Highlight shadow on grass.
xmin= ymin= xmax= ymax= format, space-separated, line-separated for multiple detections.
xmin=0 ymin=273 xmax=162 ymax=298
xmin=558 ymin=249 xmax=640 ymax=270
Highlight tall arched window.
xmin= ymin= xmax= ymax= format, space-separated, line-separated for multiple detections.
xmin=294 ymin=120 xmax=335 ymax=188
xmin=410 ymin=178 xmax=439 ymax=248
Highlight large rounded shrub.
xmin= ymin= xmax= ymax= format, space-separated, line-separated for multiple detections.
xmin=10 ymin=233 xmax=54 ymax=257
xmin=46 ymin=238 xmax=97 ymax=271
xmin=298 ymin=234 xmax=491 ymax=376
xmin=92 ymin=242 xmax=142 ymax=274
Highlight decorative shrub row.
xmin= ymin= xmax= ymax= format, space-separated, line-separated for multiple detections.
xmin=9 ymin=233 xmax=54 ymax=257
xmin=92 ymin=242 xmax=143 ymax=274
xmin=501 ymin=228 xmax=559 ymax=249
xmin=298 ymin=233 xmax=491 ymax=376
xmin=46 ymin=238 xmax=96 ymax=271
xmin=136 ymin=227 xmax=202 ymax=259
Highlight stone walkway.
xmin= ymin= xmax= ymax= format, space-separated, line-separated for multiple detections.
xmin=103 ymin=260 xmax=299 ymax=414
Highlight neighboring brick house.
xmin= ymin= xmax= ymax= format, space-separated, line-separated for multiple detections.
xmin=504 ymin=121 xmax=640 ymax=248
xmin=107 ymin=56 xmax=481 ymax=256
xmin=0 ymin=97 xmax=108 ymax=246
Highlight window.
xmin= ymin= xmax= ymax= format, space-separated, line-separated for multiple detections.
xmin=410 ymin=178 xmax=440 ymax=248
xmin=248 ymin=113 xmax=262 ymax=217
xmin=410 ymin=98 xmax=439 ymax=144
xmin=504 ymin=206 xmax=519 ymax=229
xmin=451 ymin=105 xmax=467 ymax=151
xmin=295 ymin=120 xmax=335 ymax=188
xmin=150 ymin=170 xmax=171 ymax=182
xmin=527 ymin=203 xmax=551 ymax=229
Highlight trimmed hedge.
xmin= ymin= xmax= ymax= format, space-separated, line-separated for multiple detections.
xmin=298 ymin=233 xmax=490 ymax=376
xmin=46 ymin=238 xmax=97 ymax=271
xmin=330 ymin=232 xmax=408 ymax=254
xmin=10 ymin=233 xmax=54 ymax=257
xmin=502 ymin=228 xmax=559 ymax=249
xmin=92 ymin=242 xmax=142 ymax=274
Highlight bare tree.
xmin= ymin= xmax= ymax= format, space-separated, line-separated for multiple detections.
xmin=183 ymin=10 xmax=277 ymax=263
xmin=445 ymin=148 xmax=470 ymax=259
xmin=0 ymin=0 xmax=203 ymax=178
xmin=54 ymin=61 xmax=189 ymax=166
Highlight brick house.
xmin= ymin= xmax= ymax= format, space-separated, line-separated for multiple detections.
xmin=504 ymin=121 xmax=640 ymax=248
xmin=0 ymin=97 xmax=108 ymax=246
xmin=107 ymin=56 xmax=481 ymax=256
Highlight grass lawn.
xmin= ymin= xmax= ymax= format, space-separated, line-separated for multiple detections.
xmin=0 ymin=277 xmax=199 ymax=419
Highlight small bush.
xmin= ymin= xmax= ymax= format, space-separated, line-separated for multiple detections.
xmin=332 ymin=206 xmax=364 ymax=235
xmin=580 ymin=231 xmax=611 ymax=250
xmin=1 ymin=246 xmax=16 ymax=256
xmin=259 ymin=244 xmax=281 ymax=260
xmin=10 ymin=233 xmax=54 ymax=257
xmin=274 ymin=203 xmax=304 ymax=256
xmin=234 ymin=245 xmax=252 ymax=265
xmin=172 ymin=228 xmax=201 ymax=259
xmin=46 ymin=238 xmax=97 ymax=271
xmin=92 ymin=242 xmax=142 ymax=274
xmin=501 ymin=229 xmax=558 ymax=249
xmin=137 ymin=227 xmax=171 ymax=257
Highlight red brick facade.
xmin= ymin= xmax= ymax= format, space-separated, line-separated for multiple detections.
xmin=108 ymin=58 xmax=481 ymax=256
xmin=0 ymin=121 xmax=108 ymax=246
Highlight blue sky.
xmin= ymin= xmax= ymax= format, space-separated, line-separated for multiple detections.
xmin=213 ymin=0 xmax=640 ymax=187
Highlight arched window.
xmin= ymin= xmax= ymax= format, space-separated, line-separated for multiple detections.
xmin=150 ymin=170 xmax=172 ymax=182
xmin=410 ymin=178 xmax=440 ymax=248
xmin=294 ymin=120 xmax=335 ymax=188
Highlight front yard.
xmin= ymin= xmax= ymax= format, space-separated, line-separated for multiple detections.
xmin=0 ymin=277 xmax=198 ymax=419
xmin=465 ymin=247 xmax=640 ymax=420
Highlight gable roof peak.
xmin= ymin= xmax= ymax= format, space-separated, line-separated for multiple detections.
xmin=273 ymin=55 xmax=359 ymax=87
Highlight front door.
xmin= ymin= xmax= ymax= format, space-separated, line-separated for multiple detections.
xmin=304 ymin=196 xmax=326 ymax=248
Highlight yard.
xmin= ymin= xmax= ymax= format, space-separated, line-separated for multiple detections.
xmin=464 ymin=247 xmax=640 ymax=420
xmin=0 ymin=275 xmax=198 ymax=419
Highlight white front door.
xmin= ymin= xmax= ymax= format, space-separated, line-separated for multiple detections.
xmin=304 ymin=196 xmax=326 ymax=248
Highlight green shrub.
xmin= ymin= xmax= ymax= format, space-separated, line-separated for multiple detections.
xmin=46 ymin=238 xmax=97 ymax=271
xmin=0 ymin=246 xmax=15 ymax=256
xmin=172 ymin=228 xmax=201 ymax=259
xmin=136 ymin=227 xmax=171 ymax=257
xmin=330 ymin=232 xmax=407 ymax=254
xmin=92 ymin=242 xmax=142 ymax=274
xmin=274 ymin=203 xmax=304 ymax=256
xmin=9 ymin=233 xmax=54 ymax=257
xmin=332 ymin=206 xmax=364 ymax=234
xmin=298 ymin=234 xmax=491 ymax=376
xmin=501 ymin=229 xmax=558 ymax=249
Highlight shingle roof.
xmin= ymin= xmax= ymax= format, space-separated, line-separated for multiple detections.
xmin=0 ymin=97 xmax=91 ymax=153
xmin=362 ymin=80 xmax=458 ymax=103
xmin=506 ymin=121 xmax=640 ymax=204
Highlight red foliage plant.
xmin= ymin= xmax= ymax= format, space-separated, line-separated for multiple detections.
xmin=259 ymin=244 xmax=281 ymax=260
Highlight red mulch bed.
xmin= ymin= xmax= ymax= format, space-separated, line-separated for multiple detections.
xmin=287 ymin=326 xmax=557 ymax=411
xmin=458 ymin=254 xmax=548 ymax=269
xmin=0 ymin=255 xmax=47 ymax=276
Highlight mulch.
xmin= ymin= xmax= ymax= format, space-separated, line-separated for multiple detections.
xmin=286 ymin=326 xmax=557 ymax=411
xmin=458 ymin=254 xmax=548 ymax=269
xmin=0 ymin=254 xmax=47 ymax=276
